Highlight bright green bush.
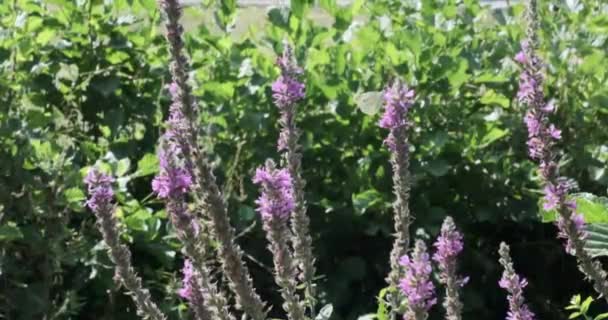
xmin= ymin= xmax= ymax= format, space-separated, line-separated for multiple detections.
xmin=1 ymin=0 xmax=607 ymax=319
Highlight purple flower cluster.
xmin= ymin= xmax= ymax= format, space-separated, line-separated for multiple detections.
xmin=433 ymin=223 xmax=463 ymax=268
xmin=498 ymin=278 xmax=535 ymax=320
xmin=84 ymin=169 xmax=114 ymax=212
xmin=433 ymin=217 xmax=467 ymax=286
xmin=253 ymin=161 xmax=295 ymax=221
xmin=379 ymin=80 xmax=415 ymax=152
xmin=178 ymin=259 xmax=194 ymax=300
xmin=399 ymin=240 xmax=436 ymax=315
xmin=498 ymin=243 xmax=535 ymax=320
xmin=152 ymin=136 xmax=192 ymax=199
xmin=271 ymin=43 xmax=305 ymax=111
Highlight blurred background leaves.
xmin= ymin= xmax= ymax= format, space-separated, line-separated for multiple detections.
xmin=0 ymin=0 xmax=607 ymax=319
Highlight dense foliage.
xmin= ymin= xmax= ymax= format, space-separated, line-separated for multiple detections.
xmin=1 ymin=0 xmax=608 ymax=319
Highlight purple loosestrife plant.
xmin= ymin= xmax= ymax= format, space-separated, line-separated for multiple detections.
xmin=380 ymin=79 xmax=415 ymax=317
xmin=516 ymin=0 xmax=608 ymax=299
xmin=153 ymin=135 xmax=234 ymax=320
xmin=498 ymin=243 xmax=535 ymax=320
xmin=253 ymin=160 xmax=306 ymax=320
xmin=433 ymin=217 xmax=467 ymax=320
xmin=272 ymin=40 xmax=316 ymax=314
xmin=158 ymin=1 xmax=267 ymax=319
xmin=84 ymin=169 xmax=166 ymax=320
xmin=400 ymin=240 xmax=436 ymax=320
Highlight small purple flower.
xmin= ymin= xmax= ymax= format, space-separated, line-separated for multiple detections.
xmin=548 ymin=124 xmax=561 ymax=140
xmin=399 ymin=240 xmax=437 ymax=315
xmin=253 ymin=161 xmax=295 ymax=221
xmin=178 ymin=259 xmax=194 ymax=300
xmin=152 ymin=167 xmax=192 ymax=199
xmin=152 ymin=136 xmax=192 ymax=199
xmin=84 ymin=169 xmax=114 ymax=212
xmin=523 ymin=112 xmax=540 ymax=138
xmin=514 ymin=51 xmax=527 ymax=64
xmin=542 ymin=179 xmax=575 ymax=211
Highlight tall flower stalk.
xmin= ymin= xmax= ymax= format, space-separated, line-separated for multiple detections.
xmin=517 ymin=0 xmax=608 ymax=299
xmin=400 ymin=240 xmax=436 ymax=320
xmin=272 ymin=40 xmax=316 ymax=314
xmin=379 ymin=80 xmax=415 ymax=317
xmin=153 ymin=135 xmax=233 ymax=320
xmin=253 ymin=161 xmax=306 ymax=320
xmin=158 ymin=1 xmax=267 ymax=318
xmin=433 ymin=217 xmax=466 ymax=320
xmin=498 ymin=243 xmax=535 ymax=320
xmin=84 ymin=169 xmax=166 ymax=320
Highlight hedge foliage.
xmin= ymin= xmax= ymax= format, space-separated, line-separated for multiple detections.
xmin=1 ymin=0 xmax=608 ymax=319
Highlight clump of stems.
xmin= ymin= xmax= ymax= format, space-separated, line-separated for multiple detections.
xmin=158 ymin=1 xmax=267 ymax=318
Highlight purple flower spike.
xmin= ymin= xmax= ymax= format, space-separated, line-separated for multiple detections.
xmin=433 ymin=216 xmax=466 ymax=320
xmin=514 ymin=1 xmax=608 ymax=299
xmin=400 ymin=240 xmax=436 ymax=319
xmin=152 ymin=135 xmax=192 ymax=199
xmin=498 ymin=243 xmax=535 ymax=320
xmin=272 ymin=42 xmax=305 ymax=110
xmin=379 ymin=80 xmax=415 ymax=153
xmin=253 ymin=160 xmax=295 ymax=221
xmin=84 ymin=169 xmax=115 ymax=212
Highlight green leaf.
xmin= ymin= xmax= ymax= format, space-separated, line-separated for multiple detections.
xmin=0 ymin=222 xmax=23 ymax=242
xmin=64 ymin=187 xmax=86 ymax=203
xmin=124 ymin=209 xmax=152 ymax=232
xmin=447 ymin=59 xmax=469 ymax=89
xmin=203 ymin=82 xmax=235 ymax=100
xmin=426 ymin=159 xmax=450 ymax=177
xmin=581 ymin=297 xmax=593 ymax=314
xmin=580 ymin=50 xmax=605 ymax=75
xmin=352 ymin=189 xmax=383 ymax=215
xmin=480 ymin=90 xmax=510 ymax=108
xmin=134 ymin=153 xmax=159 ymax=177
xmin=106 ymin=51 xmax=130 ymax=64
xmin=584 ymin=224 xmax=608 ymax=258
xmin=479 ymin=127 xmax=508 ymax=148
xmin=474 ymin=72 xmax=509 ymax=84
xmin=116 ymin=158 xmax=131 ymax=177
xmin=376 ymin=287 xmax=389 ymax=320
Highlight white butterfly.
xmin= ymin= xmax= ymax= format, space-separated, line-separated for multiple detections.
xmin=355 ymin=91 xmax=384 ymax=116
